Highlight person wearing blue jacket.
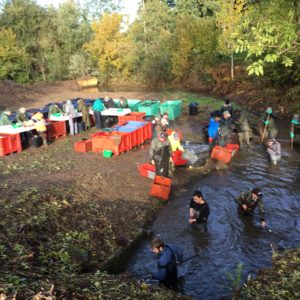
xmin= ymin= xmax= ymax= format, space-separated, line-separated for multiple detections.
xmin=208 ymin=112 xmax=221 ymax=143
xmin=151 ymin=238 xmax=178 ymax=290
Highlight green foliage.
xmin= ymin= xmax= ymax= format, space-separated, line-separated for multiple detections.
xmin=235 ymin=0 xmax=300 ymax=77
xmin=0 ymin=28 xmax=29 ymax=82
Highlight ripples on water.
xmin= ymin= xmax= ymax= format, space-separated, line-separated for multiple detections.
xmin=126 ymin=144 xmax=300 ymax=299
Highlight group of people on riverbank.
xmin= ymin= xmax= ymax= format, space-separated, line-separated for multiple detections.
xmin=148 ymin=99 xmax=300 ymax=291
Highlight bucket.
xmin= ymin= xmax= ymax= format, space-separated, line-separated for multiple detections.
xmin=103 ymin=149 xmax=113 ymax=158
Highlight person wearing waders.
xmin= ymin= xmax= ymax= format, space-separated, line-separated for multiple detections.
xmin=149 ymin=131 xmax=172 ymax=177
xmin=150 ymin=238 xmax=178 ymax=290
xmin=189 ymin=190 xmax=210 ymax=233
xmin=236 ymin=187 xmax=267 ymax=228
xmin=258 ymin=107 xmax=278 ymax=140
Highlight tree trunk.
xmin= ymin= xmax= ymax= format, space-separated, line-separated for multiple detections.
xmin=231 ymin=51 xmax=234 ymax=80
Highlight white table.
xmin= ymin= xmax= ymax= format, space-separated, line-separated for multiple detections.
xmin=0 ymin=125 xmax=36 ymax=134
xmin=101 ymin=108 xmax=131 ymax=116
xmin=49 ymin=112 xmax=83 ymax=121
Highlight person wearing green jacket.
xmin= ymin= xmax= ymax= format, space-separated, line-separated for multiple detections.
xmin=48 ymin=104 xmax=63 ymax=118
xmin=92 ymin=98 xmax=105 ymax=129
xmin=78 ymin=98 xmax=91 ymax=130
xmin=15 ymin=107 xmax=29 ymax=124
xmin=118 ymin=96 xmax=128 ymax=108
xmin=258 ymin=107 xmax=278 ymax=140
xmin=0 ymin=110 xmax=12 ymax=126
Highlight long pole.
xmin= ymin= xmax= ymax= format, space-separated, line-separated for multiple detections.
xmin=261 ymin=113 xmax=270 ymax=144
xmin=291 ymin=123 xmax=295 ymax=150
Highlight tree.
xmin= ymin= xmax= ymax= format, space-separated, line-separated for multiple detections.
xmin=81 ymin=0 xmax=121 ymax=20
xmin=234 ymin=0 xmax=300 ymax=77
xmin=216 ymin=0 xmax=245 ymax=80
xmin=0 ymin=28 xmax=29 ymax=82
xmin=84 ymin=13 xmax=128 ymax=84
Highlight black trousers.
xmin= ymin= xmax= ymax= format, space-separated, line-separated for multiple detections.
xmin=94 ymin=111 xmax=102 ymax=129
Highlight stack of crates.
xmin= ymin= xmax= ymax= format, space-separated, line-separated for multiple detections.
xmin=150 ymin=176 xmax=172 ymax=200
xmin=138 ymin=100 xmax=160 ymax=116
xmin=0 ymin=133 xmax=22 ymax=156
xmin=159 ymin=100 xmax=182 ymax=120
xmin=118 ymin=112 xmax=146 ymax=125
xmin=127 ymin=99 xmax=142 ymax=112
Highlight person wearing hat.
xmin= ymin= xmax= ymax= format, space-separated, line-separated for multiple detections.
xmin=149 ymin=131 xmax=172 ymax=177
xmin=31 ymin=112 xmax=48 ymax=146
xmin=258 ymin=107 xmax=278 ymax=140
xmin=220 ymin=98 xmax=234 ymax=116
xmin=189 ymin=190 xmax=210 ymax=233
xmin=218 ymin=110 xmax=233 ymax=147
xmin=236 ymin=188 xmax=266 ymax=227
xmin=150 ymin=238 xmax=178 ymax=290
xmin=0 ymin=109 xmax=12 ymax=126
xmin=234 ymin=109 xmax=252 ymax=148
xmin=15 ymin=107 xmax=29 ymax=124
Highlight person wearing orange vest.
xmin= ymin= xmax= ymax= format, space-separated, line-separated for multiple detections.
xmin=31 ymin=112 xmax=48 ymax=146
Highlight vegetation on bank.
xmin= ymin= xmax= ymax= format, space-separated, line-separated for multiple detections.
xmin=237 ymin=248 xmax=300 ymax=299
xmin=0 ymin=0 xmax=299 ymax=102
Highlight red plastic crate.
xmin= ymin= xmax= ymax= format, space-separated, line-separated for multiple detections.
xmin=172 ymin=150 xmax=188 ymax=166
xmin=46 ymin=119 xmax=67 ymax=139
xmin=118 ymin=112 xmax=146 ymax=125
xmin=92 ymin=131 xmax=131 ymax=155
xmin=0 ymin=133 xmax=22 ymax=156
xmin=150 ymin=175 xmax=172 ymax=200
xmin=141 ymin=122 xmax=152 ymax=142
xmin=138 ymin=163 xmax=156 ymax=179
xmin=74 ymin=139 xmax=93 ymax=152
xmin=211 ymin=144 xmax=239 ymax=164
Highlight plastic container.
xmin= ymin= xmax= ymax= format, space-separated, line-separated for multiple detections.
xmin=128 ymin=99 xmax=142 ymax=111
xmin=74 ymin=139 xmax=93 ymax=152
xmin=150 ymin=175 xmax=172 ymax=200
xmin=103 ymin=149 xmax=113 ymax=158
xmin=118 ymin=112 xmax=146 ymax=125
xmin=138 ymin=100 xmax=160 ymax=116
xmin=211 ymin=144 xmax=240 ymax=164
xmin=46 ymin=120 xmax=67 ymax=139
xmin=159 ymin=100 xmax=182 ymax=120
xmin=138 ymin=163 xmax=156 ymax=179
xmin=172 ymin=150 xmax=188 ymax=166
xmin=0 ymin=133 xmax=22 ymax=156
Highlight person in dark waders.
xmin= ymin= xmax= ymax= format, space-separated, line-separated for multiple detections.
xmin=149 ymin=131 xmax=173 ymax=177
xmin=150 ymin=238 xmax=178 ymax=290
xmin=189 ymin=190 xmax=210 ymax=233
xmin=236 ymin=187 xmax=267 ymax=228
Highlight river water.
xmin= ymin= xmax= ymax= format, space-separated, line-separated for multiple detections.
xmin=125 ymin=144 xmax=300 ymax=299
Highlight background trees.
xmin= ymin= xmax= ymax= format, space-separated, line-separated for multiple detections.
xmin=0 ymin=0 xmax=298 ymax=94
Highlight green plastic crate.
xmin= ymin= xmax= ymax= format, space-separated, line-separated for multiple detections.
xmin=127 ymin=99 xmax=141 ymax=112
xmin=137 ymin=100 xmax=160 ymax=116
xmin=159 ymin=100 xmax=182 ymax=120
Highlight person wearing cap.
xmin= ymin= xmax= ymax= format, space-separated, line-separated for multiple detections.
xmin=218 ymin=110 xmax=232 ymax=147
xmin=150 ymin=238 xmax=178 ymax=290
xmin=220 ymin=98 xmax=234 ymax=116
xmin=258 ymin=107 xmax=278 ymax=140
xmin=236 ymin=188 xmax=266 ymax=227
xmin=189 ymin=190 xmax=210 ymax=232
xmin=149 ymin=131 xmax=172 ymax=177
xmin=208 ymin=112 xmax=222 ymax=143
xmin=234 ymin=109 xmax=252 ymax=148
xmin=64 ymin=100 xmax=78 ymax=135
xmin=266 ymin=139 xmax=281 ymax=164
xmin=0 ymin=109 xmax=12 ymax=126
xmin=15 ymin=107 xmax=29 ymax=124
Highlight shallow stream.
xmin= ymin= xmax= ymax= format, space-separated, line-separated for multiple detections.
xmin=125 ymin=143 xmax=300 ymax=299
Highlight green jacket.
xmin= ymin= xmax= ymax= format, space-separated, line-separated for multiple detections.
xmin=0 ymin=112 xmax=12 ymax=126
xmin=48 ymin=105 xmax=63 ymax=118
xmin=78 ymin=99 xmax=91 ymax=128
xmin=237 ymin=191 xmax=265 ymax=221
xmin=260 ymin=113 xmax=277 ymax=131
xmin=235 ymin=110 xmax=251 ymax=133
xmin=16 ymin=111 xmax=28 ymax=123
xmin=118 ymin=99 xmax=128 ymax=108
xmin=149 ymin=138 xmax=172 ymax=162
